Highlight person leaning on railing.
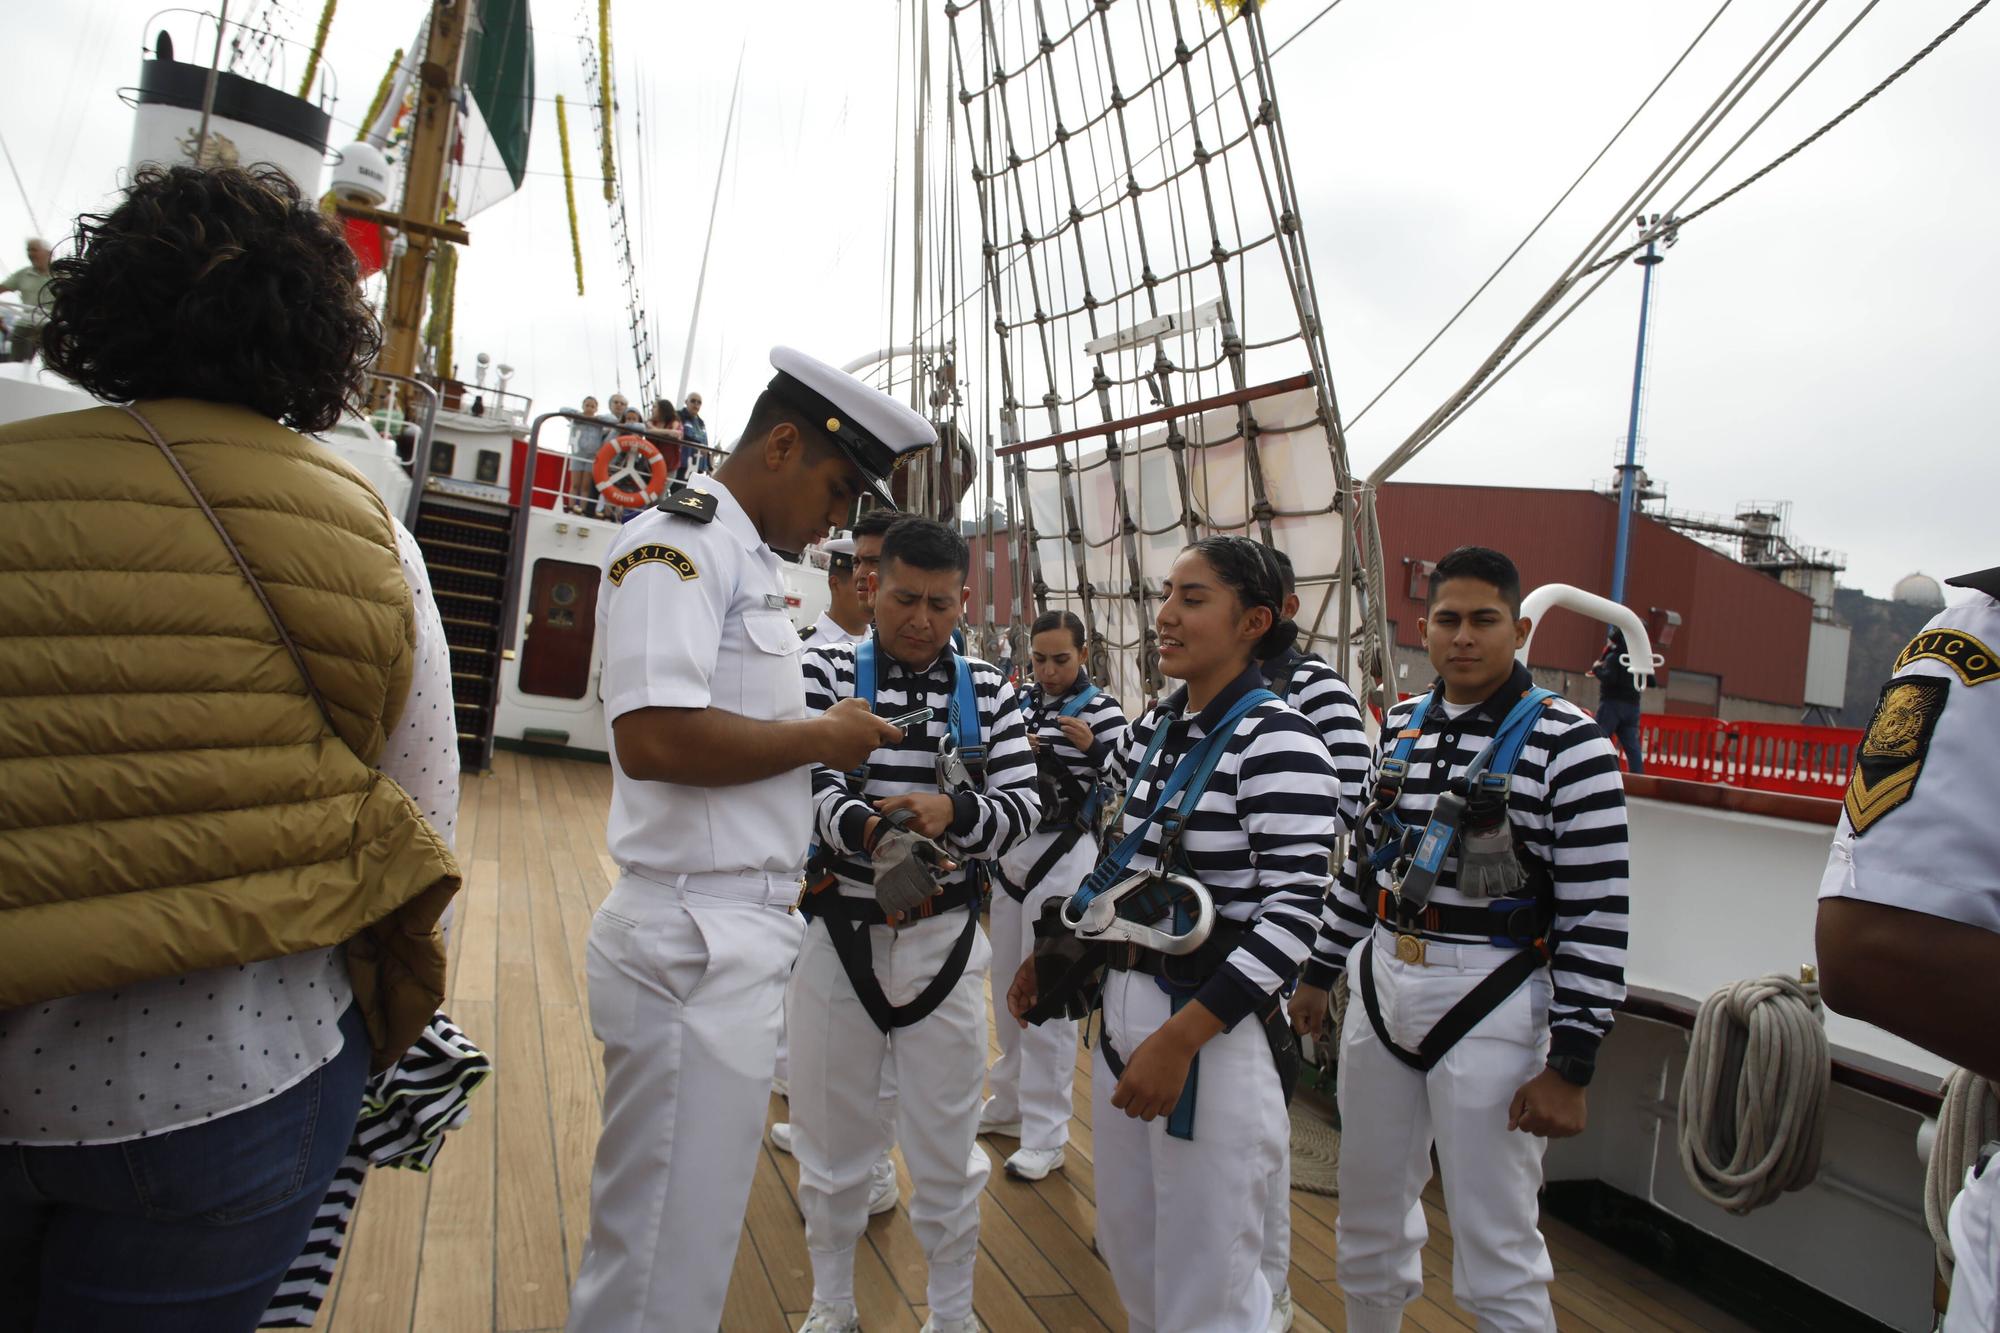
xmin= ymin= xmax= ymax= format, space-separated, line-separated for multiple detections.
xmin=0 ymin=163 xmax=461 ymax=1331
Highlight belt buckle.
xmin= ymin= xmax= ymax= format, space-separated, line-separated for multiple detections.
xmin=1394 ymin=932 xmax=1427 ymax=966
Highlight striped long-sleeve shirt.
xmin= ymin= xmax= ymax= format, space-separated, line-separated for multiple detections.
xmin=1263 ymin=648 xmax=1371 ymax=835
xmin=1306 ymin=663 xmax=1629 ymax=1062
xmin=803 ymin=637 xmax=1039 ymax=896
xmin=1020 ymin=677 xmax=1127 ymax=824
xmin=1103 ymin=666 xmax=1342 ymax=1029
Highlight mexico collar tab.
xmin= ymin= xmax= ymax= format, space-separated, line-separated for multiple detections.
xmin=767 ymin=346 xmax=937 ymax=509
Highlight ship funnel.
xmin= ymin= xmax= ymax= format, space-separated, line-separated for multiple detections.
xmin=129 ymin=22 xmax=331 ymax=195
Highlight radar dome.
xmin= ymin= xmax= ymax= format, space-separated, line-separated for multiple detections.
xmin=1892 ymin=572 xmax=1946 ymax=609
xmin=330 ymin=141 xmax=391 ymax=207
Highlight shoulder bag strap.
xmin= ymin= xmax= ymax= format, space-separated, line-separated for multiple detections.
xmin=121 ymin=404 xmax=339 ymax=736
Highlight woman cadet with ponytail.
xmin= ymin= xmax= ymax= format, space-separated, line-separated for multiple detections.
xmin=1007 ymin=534 xmax=1342 ymax=1332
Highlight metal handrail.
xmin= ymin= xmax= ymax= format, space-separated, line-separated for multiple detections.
xmin=502 ymin=411 xmax=730 ymax=654
xmin=364 ymin=370 xmax=440 ymax=530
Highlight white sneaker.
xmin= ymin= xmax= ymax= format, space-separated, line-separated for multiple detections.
xmin=769 ymin=1122 xmax=794 ymax=1154
xmin=773 ymin=1077 xmax=789 ymax=1099
xmin=919 ymin=1315 xmax=980 ymax=1333
xmin=967 ymin=1143 xmax=989 ymax=1180
xmin=1267 ymin=1286 xmax=1295 ymax=1333
xmin=799 ymin=1299 xmax=861 ymax=1333
xmin=1003 ymin=1146 xmax=1064 ymax=1181
xmin=976 ymin=1096 xmax=1021 ymax=1137
xmin=868 ymin=1154 xmax=899 ymax=1216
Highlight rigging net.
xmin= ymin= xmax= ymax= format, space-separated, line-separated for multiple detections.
xmin=576 ymin=2 xmax=660 ymax=408
xmin=944 ymin=0 xmax=1356 ymax=702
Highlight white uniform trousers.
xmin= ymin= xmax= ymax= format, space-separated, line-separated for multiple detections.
xmin=988 ymin=828 xmax=1096 ymax=1150
xmin=1093 ymin=968 xmax=1287 ymax=1333
xmin=787 ymin=909 xmax=993 ymax=1321
xmin=567 ymin=871 xmax=805 ymax=1333
xmin=1947 ymin=1158 xmax=2000 ymax=1332
xmin=1260 ymin=1085 xmax=1294 ymax=1298
xmin=1335 ymin=929 xmax=1557 ymax=1333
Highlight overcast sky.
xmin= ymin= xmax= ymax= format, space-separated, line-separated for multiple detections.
xmin=3 ymin=0 xmax=1992 ymax=597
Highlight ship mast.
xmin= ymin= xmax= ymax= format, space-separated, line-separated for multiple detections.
xmin=351 ymin=0 xmax=473 ymax=386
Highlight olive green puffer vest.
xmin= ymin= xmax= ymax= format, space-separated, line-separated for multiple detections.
xmin=0 ymin=399 xmax=461 ymax=1068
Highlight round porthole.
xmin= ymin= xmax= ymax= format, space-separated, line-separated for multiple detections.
xmin=551 ymin=581 xmax=578 ymax=607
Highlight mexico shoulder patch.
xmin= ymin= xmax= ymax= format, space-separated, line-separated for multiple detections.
xmin=608 ymin=543 xmax=698 ymax=586
xmin=1894 ymin=627 xmax=1999 ymax=686
xmin=1845 ymin=675 xmax=1948 ymax=835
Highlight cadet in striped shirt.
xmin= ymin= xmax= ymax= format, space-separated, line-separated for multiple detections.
xmin=1011 ymin=536 xmax=1341 ymax=1333
xmin=1258 ymin=548 xmax=1372 ymax=1333
xmin=984 ymin=609 xmax=1128 ymax=1183
xmin=1315 ymin=546 xmax=1629 ymax=1333
xmin=788 ymin=518 xmax=1037 ymax=1333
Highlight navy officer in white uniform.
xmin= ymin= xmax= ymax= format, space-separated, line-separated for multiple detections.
xmin=565 ymin=347 xmax=934 ymax=1333
xmin=1817 ymin=564 xmax=2000 ymax=1333
xmin=801 ymin=536 xmax=870 ymax=651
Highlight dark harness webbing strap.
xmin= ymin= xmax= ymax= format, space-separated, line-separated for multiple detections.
xmin=816 ymin=886 xmax=981 ymax=1032
xmin=1357 ymin=935 xmax=1548 ymax=1073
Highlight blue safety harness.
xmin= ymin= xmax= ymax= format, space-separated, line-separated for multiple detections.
xmin=851 ymin=637 xmax=985 ymax=778
xmin=1357 ymin=682 xmax=1562 ymax=1074
xmin=1068 ymin=687 xmax=1278 ymax=1140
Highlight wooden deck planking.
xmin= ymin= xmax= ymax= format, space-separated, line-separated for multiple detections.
xmin=321 ymin=753 xmax=1754 ymax=1333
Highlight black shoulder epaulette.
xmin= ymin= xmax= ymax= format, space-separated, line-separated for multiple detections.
xmin=657 ymin=488 xmax=718 ymax=523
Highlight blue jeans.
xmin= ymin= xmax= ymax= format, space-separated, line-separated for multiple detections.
xmin=0 ymin=1001 xmax=369 ymax=1332
xmin=1596 ymin=697 xmax=1645 ymax=774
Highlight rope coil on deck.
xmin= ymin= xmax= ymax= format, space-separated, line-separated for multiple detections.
xmin=1677 ymin=973 xmax=1830 ymax=1215
xmin=1925 ymin=1068 xmax=2000 ymax=1281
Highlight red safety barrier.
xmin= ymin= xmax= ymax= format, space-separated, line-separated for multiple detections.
xmin=1633 ymin=715 xmax=1729 ymax=783
xmin=1622 ymin=714 xmax=1861 ymax=799
xmin=1723 ymin=722 xmax=1863 ymax=799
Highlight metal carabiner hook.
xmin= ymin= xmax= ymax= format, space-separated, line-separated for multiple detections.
xmin=1060 ymin=870 xmax=1215 ymax=956
xmin=936 ymin=734 xmax=973 ymax=792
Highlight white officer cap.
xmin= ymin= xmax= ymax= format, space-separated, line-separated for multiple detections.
xmin=766 ymin=346 xmax=936 ymax=509
xmin=822 ymin=535 xmax=857 ymax=558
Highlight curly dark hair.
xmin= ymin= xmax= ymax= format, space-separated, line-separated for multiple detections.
xmin=39 ymin=164 xmax=381 ymax=433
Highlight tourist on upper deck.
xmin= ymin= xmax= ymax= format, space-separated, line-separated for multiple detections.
xmin=648 ymin=395 xmax=685 ymax=479
xmin=679 ymin=390 xmax=711 ymax=477
xmin=565 ymin=393 xmax=609 ymax=515
xmin=0 ymin=236 xmax=54 ymax=362
xmin=0 ymin=164 xmax=461 ymax=1332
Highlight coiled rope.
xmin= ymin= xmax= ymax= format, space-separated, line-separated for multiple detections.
xmin=1925 ymin=1068 xmax=2000 ymax=1281
xmin=1678 ymin=974 xmax=1830 ymax=1214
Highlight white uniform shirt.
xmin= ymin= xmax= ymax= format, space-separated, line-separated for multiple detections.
xmin=801 ymin=611 xmax=864 ymax=652
xmin=601 ymin=477 xmax=812 ymax=879
xmin=0 ymin=521 xmax=459 ymax=1146
xmin=1820 ymin=590 xmax=2000 ymax=933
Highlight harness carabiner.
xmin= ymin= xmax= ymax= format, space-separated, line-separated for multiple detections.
xmin=1060 ymin=870 xmax=1215 ymax=956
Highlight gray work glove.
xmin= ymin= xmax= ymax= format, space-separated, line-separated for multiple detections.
xmin=1456 ymin=816 xmax=1528 ymax=899
xmin=869 ymin=808 xmax=951 ymax=918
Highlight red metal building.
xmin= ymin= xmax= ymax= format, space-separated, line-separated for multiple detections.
xmin=1373 ymin=482 xmax=1813 ymax=712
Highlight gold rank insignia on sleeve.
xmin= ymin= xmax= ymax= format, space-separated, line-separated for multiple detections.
xmin=1844 ymin=674 xmax=1948 ymax=834
xmin=1894 ymin=628 xmax=1999 ymax=686
xmin=608 ymin=543 xmax=699 ymax=586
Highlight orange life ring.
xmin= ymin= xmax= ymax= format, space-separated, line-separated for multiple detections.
xmin=594 ymin=435 xmax=669 ymax=508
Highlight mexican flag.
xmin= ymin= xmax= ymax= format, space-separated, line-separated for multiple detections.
xmin=456 ymin=0 xmax=535 ymax=219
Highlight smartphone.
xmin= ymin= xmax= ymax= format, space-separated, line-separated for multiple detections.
xmin=883 ymin=707 xmax=934 ymax=730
